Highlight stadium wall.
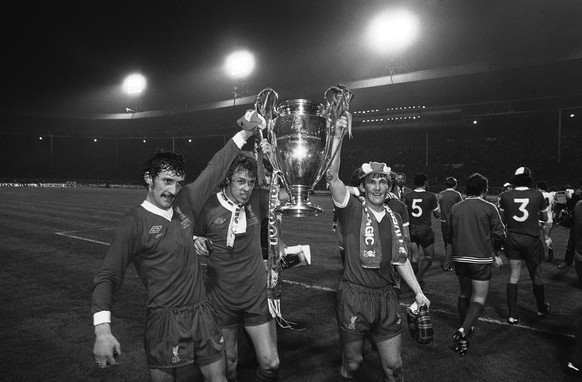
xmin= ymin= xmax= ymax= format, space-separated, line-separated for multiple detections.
xmin=1 ymin=109 xmax=580 ymax=191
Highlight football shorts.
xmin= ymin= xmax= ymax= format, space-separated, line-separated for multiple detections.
xmin=454 ymin=261 xmax=493 ymax=281
xmin=336 ymin=281 xmax=402 ymax=342
xmin=410 ymin=224 xmax=435 ymax=247
xmin=504 ymin=232 xmax=545 ymax=264
xmin=144 ymin=299 xmax=225 ymax=368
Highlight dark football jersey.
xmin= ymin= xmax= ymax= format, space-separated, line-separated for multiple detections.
xmin=404 ymin=190 xmax=439 ymax=226
xmin=499 ymin=187 xmax=547 ymax=237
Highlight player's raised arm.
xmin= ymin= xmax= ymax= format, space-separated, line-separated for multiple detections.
xmin=327 ymin=113 xmax=351 ymax=204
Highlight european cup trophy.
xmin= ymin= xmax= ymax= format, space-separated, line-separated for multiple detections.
xmin=255 ymin=84 xmax=353 ymax=217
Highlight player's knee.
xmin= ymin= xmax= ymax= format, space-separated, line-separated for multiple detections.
xmin=225 ymin=353 xmax=238 ymax=380
xmin=384 ymin=364 xmax=404 ymax=382
xmin=344 ymin=354 xmax=363 ymax=374
xmin=258 ymin=353 xmax=280 ymax=374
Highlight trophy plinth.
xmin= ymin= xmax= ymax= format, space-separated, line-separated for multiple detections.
xmin=276 ymin=186 xmax=325 ymax=217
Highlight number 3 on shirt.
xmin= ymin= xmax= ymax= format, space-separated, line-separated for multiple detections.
xmin=411 ymin=199 xmax=423 ymax=217
xmin=512 ymin=198 xmax=530 ymax=222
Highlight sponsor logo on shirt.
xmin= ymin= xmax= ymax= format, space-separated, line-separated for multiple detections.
xmin=213 ymin=217 xmax=227 ymax=225
xmin=149 ymin=225 xmax=162 ymax=234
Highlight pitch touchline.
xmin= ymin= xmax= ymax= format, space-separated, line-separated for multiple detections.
xmin=58 ymin=230 xmax=574 ymax=339
xmin=55 ymin=228 xmax=114 ymax=246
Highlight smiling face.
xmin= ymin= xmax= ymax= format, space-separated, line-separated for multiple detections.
xmin=360 ymin=174 xmax=391 ymax=211
xmin=145 ymin=170 xmax=185 ymax=210
xmin=224 ymin=169 xmax=256 ymax=205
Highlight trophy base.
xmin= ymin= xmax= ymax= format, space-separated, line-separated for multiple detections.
xmin=275 ymin=201 xmax=325 ymax=217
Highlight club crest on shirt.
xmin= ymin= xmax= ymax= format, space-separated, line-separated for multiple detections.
xmin=174 ymin=206 xmax=191 ymax=229
xmin=247 ymin=205 xmax=259 ymax=225
xmin=363 ymin=250 xmax=376 ymax=258
xmin=348 ymin=315 xmax=357 ymax=330
xmin=149 ymin=225 xmax=162 ymax=234
xmin=171 ymin=345 xmax=180 ymax=364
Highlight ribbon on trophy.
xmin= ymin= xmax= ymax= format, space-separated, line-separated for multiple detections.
xmin=323 ymin=84 xmax=354 ymax=181
xmin=253 ymin=88 xmax=303 ymax=330
xmin=265 ymin=169 xmax=301 ymax=329
xmin=253 ymin=88 xmax=279 ymax=185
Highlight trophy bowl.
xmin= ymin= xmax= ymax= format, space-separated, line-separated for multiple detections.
xmin=270 ymin=99 xmax=329 ymax=217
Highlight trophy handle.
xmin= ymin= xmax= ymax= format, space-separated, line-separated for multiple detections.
xmin=254 ymin=88 xmax=291 ymax=191
xmin=254 ymin=87 xmax=279 ymax=150
xmin=312 ymin=84 xmax=354 ymax=188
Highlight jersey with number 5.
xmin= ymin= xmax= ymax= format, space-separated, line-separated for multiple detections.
xmin=498 ymin=187 xmax=547 ymax=237
xmin=404 ymin=190 xmax=438 ymax=226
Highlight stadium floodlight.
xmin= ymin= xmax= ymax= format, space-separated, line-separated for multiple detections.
xmin=225 ymin=50 xmax=255 ymax=80
xmin=123 ymin=73 xmax=146 ymax=95
xmin=367 ymin=9 xmax=418 ymax=53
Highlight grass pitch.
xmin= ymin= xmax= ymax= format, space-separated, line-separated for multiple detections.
xmin=0 ymin=187 xmax=580 ymax=381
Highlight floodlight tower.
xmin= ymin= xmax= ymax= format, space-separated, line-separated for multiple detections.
xmin=367 ymin=9 xmax=418 ymax=81
xmin=224 ymin=50 xmax=255 ymax=105
xmin=123 ymin=73 xmax=146 ymax=112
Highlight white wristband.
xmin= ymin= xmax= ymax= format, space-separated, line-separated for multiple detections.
xmin=93 ymin=311 xmax=111 ymax=326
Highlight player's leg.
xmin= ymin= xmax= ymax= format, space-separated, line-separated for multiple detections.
xmin=507 ymin=259 xmax=522 ymax=323
xmin=525 ymin=261 xmax=550 ymax=316
xmin=463 ymin=279 xmax=489 ymax=332
xmin=375 ymin=334 xmax=404 ymax=382
xmin=456 ymin=272 xmax=472 ymax=324
xmin=416 ymin=243 xmax=435 ymax=283
xmin=410 ymin=243 xmax=420 ymax=274
xmin=543 ymin=224 xmax=554 ymax=262
xmin=220 ymin=325 xmax=240 ymax=382
xmin=198 ymin=358 xmax=228 ymax=382
xmin=245 ymin=321 xmax=279 ymax=381
xmin=150 ymin=368 xmax=176 ymax=382
xmin=452 ymin=271 xmax=472 ymax=355
xmin=339 ymin=332 xmax=365 ymax=379
xmin=558 ymin=226 xmax=576 ymax=269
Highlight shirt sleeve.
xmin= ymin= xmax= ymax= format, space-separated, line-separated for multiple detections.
xmin=174 ymin=133 xmax=246 ymax=220
xmin=91 ymin=214 xmax=140 ymax=316
xmin=333 ymin=188 xmax=350 ymax=208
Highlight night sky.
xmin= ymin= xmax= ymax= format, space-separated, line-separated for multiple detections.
xmin=2 ymin=0 xmax=581 ymax=115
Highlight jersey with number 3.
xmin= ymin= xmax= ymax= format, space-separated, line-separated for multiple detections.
xmin=404 ymin=190 xmax=438 ymax=227
xmin=499 ymin=187 xmax=547 ymax=237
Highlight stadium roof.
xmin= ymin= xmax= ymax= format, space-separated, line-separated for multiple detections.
xmin=2 ymin=1 xmax=582 ymax=121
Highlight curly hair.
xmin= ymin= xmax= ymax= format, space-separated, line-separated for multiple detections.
xmin=142 ymin=151 xmax=185 ymax=188
xmin=222 ymin=152 xmax=258 ymax=188
xmin=465 ymin=173 xmax=488 ymax=197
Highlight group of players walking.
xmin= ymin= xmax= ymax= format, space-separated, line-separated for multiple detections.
xmin=398 ymin=166 xmax=581 ymax=371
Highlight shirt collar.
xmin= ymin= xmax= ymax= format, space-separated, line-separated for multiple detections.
xmin=141 ymin=200 xmax=173 ymax=221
